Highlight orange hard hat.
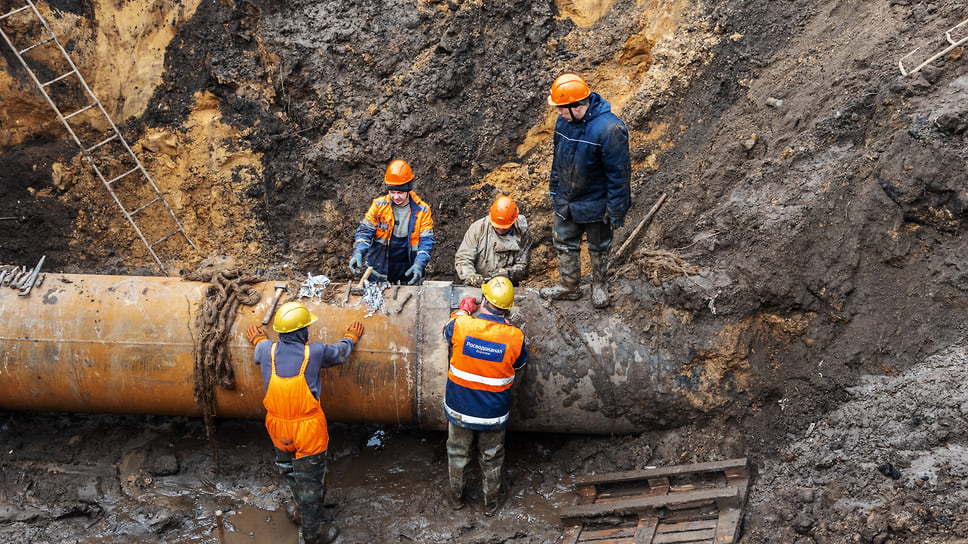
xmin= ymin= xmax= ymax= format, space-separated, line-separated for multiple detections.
xmin=385 ymin=160 xmax=414 ymax=186
xmin=489 ymin=196 xmax=519 ymax=229
xmin=547 ymin=73 xmax=591 ymax=106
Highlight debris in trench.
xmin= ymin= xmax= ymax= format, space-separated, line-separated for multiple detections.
xmin=182 ymin=268 xmax=264 ymax=470
xmin=357 ymin=281 xmax=390 ymax=317
xmin=298 ymin=274 xmax=331 ymax=301
xmin=558 ymin=458 xmax=751 ymax=544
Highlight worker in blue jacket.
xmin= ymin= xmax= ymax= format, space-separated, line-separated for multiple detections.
xmin=442 ymin=277 xmax=528 ymax=516
xmin=540 ymin=73 xmax=631 ymax=309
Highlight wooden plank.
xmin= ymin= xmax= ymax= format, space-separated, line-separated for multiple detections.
xmin=657 ymin=519 xmax=718 ymax=533
xmin=653 ymin=528 xmax=715 ymax=543
xmin=632 ymin=516 xmax=658 ymax=543
xmin=573 ymin=459 xmax=748 ymax=487
xmin=557 ymin=522 xmax=582 ymax=544
xmin=578 ymin=485 xmax=598 ymax=505
xmin=580 ymin=525 xmax=636 ymax=540
xmin=713 ymin=508 xmax=742 ymax=543
xmin=561 ymin=487 xmax=739 ymax=521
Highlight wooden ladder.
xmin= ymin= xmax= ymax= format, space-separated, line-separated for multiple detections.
xmin=0 ymin=0 xmax=195 ymax=274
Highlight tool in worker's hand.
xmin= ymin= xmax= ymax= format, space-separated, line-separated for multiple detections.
xmin=394 ymin=292 xmax=413 ymax=314
xmin=261 ymin=282 xmax=288 ymax=325
xmin=350 ymin=266 xmax=374 ymax=295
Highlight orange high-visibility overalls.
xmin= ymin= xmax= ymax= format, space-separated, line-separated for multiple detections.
xmin=263 ymin=343 xmax=329 ymax=458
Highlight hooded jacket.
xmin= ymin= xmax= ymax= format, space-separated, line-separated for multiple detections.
xmin=549 ymin=92 xmax=632 ymax=224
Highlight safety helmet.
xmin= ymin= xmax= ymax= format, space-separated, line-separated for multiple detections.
xmin=547 ymin=73 xmax=591 ymax=106
xmin=482 ymin=276 xmax=514 ymax=310
xmin=385 ymin=160 xmax=414 ymax=186
xmin=489 ymin=196 xmax=519 ymax=230
xmin=273 ymin=301 xmax=318 ymax=333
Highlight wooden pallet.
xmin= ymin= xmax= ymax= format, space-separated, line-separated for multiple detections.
xmin=557 ymin=458 xmax=751 ymax=544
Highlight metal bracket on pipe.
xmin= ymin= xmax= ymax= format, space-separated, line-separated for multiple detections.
xmin=899 ymin=17 xmax=968 ymax=76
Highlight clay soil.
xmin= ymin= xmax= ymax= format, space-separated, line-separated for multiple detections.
xmin=4 ymin=0 xmax=968 ymax=542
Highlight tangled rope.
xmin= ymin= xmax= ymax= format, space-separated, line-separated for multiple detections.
xmin=183 ymin=268 xmax=264 ymax=469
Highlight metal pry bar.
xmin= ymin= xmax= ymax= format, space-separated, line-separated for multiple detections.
xmin=899 ymin=17 xmax=968 ymax=76
xmin=19 ymin=255 xmax=45 ymax=296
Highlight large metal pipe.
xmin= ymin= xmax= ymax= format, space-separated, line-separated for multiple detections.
xmin=0 ymin=273 xmax=693 ymax=433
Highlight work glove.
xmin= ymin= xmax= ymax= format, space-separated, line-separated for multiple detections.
xmin=465 ymin=274 xmax=484 ymax=287
xmin=459 ymin=296 xmax=478 ymax=314
xmin=405 ymin=264 xmax=424 ymax=285
xmin=609 ymin=216 xmax=626 ymax=228
xmin=343 ymin=321 xmax=364 ymax=344
xmin=246 ymin=325 xmax=268 ymax=346
xmin=349 ymin=253 xmax=363 ymax=274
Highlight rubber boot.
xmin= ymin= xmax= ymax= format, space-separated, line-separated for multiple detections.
xmin=479 ymin=429 xmax=505 ymax=517
xmin=446 ymin=423 xmax=472 ymax=510
xmin=540 ymin=250 xmax=581 ymax=300
xmin=589 ymin=251 xmax=610 ymax=309
xmin=292 ymin=452 xmax=337 ymax=544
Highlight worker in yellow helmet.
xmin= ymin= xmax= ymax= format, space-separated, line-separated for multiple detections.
xmin=540 ymin=73 xmax=632 ymax=309
xmin=454 ymin=195 xmax=532 ymax=287
xmin=441 ymin=277 xmax=528 ymax=516
xmin=349 ymin=159 xmax=435 ymax=285
xmin=246 ymin=302 xmax=364 ymax=544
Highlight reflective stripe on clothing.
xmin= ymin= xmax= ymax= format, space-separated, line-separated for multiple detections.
xmin=263 ymin=343 xmax=329 ymax=458
xmin=444 ymin=402 xmax=509 ymax=427
xmin=352 ymin=191 xmax=434 ymax=281
xmin=447 ymin=315 xmax=522 ymax=393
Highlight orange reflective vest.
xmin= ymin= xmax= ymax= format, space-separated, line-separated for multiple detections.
xmin=443 ymin=312 xmax=527 ymax=430
xmin=263 ymin=343 xmax=329 ymax=458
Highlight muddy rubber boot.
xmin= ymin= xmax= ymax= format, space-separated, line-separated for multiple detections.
xmin=540 ymin=250 xmax=581 ymax=300
xmin=304 ymin=523 xmax=340 ymax=544
xmin=589 ymin=251 xmax=610 ymax=309
xmin=444 ymin=482 xmax=465 ymax=510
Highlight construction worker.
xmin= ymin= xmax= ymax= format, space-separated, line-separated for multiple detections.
xmin=246 ymin=301 xmax=364 ymax=544
xmin=349 ymin=159 xmax=435 ymax=285
xmin=442 ymin=276 xmax=528 ymax=516
xmin=540 ymin=73 xmax=631 ymax=309
xmin=454 ymin=195 xmax=532 ymax=287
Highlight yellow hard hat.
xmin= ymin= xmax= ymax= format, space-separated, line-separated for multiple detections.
xmin=482 ymin=276 xmax=514 ymax=310
xmin=273 ymin=301 xmax=318 ymax=333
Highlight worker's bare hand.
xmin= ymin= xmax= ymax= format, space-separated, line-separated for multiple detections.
xmin=344 ymin=321 xmax=364 ymax=343
xmin=246 ymin=325 xmax=268 ymax=346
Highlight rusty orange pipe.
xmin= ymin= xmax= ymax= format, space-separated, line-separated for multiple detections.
xmin=0 ymin=273 xmax=657 ymax=434
xmin=0 ymin=274 xmax=445 ymax=425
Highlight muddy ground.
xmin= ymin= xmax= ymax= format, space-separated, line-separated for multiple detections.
xmin=3 ymin=0 xmax=968 ymax=541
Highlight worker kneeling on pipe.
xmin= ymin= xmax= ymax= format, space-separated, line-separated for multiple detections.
xmin=442 ymin=277 xmax=528 ymax=516
xmin=247 ymin=302 xmax=364 ymax=544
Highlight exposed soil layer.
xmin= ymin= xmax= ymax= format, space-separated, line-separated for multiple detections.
xmin=3 ymin=0 xmax=968 ymax=541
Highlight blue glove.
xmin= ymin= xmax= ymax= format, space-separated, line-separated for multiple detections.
xmin=405 ymin=264 xmax=424 ymax=285
xmin=609 ymin=216 xmax=626 ymax=228
xmin=349 ymin=253 xmax=363 ymax=274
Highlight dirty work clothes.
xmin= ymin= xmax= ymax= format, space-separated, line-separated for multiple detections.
xmin=263 ymin=343 xmax=330 ymax=456
xmin=552 ymin=214 xmax=613 ymax=253
xmin=446 ymin=422 xmax=505 ymax=501
xmin=550 ymin=92 xmax=631 ymax=225
xmin=254 ymin=328 xmax=354 ymax=400
xmin=443 ymin=311 xmax=527 ymax=431
xmin=353 ymin=191 xmax=434 ymax=283
xmin=274 ymin=448 xmax=332 ymax=544
xmin=454 ymin=215 xmax=532 ymax=284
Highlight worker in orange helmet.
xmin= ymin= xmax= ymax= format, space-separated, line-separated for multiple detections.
xmin=442 ymin=277 xmax=528 ymax=516
xmin=349 ymin=159 xmax=435 ymax=285
xmin=246 ymin=301 xmax=364 ymax=544
xmin=540 ymin=73 xmax=631 ymax=309
xmin=454 ymin=195 xmax=532 ymax=287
